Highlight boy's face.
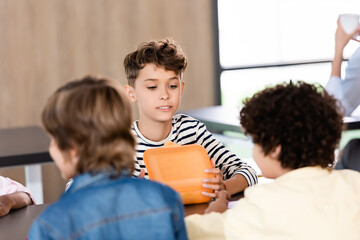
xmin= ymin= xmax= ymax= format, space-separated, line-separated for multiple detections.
xmin=125 ymin=63 xmax=185 ymax=124
xmin=49 ymin=137 xmax=78 ymax=180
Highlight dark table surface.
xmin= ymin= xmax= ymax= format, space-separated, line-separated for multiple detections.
xmin=0 ymin=203 xmax=49 ymax=239
xmin=0 ymin=126 xmax=51 ymax=167
xmin=344 ymin=116 xmax=360 ymax=130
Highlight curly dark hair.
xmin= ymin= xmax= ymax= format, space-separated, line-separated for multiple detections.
xmin=240 ymin=81 xmax=344 ymax=169
xmin=42 ymin=76 xmax=135 ymax=176
xmin=123 ymin=38 xmax=188 ymax=86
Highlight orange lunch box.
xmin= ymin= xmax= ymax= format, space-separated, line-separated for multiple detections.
xmin=143 ymin=141 xmax=215 ymax=204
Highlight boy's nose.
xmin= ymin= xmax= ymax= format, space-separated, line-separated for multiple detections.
xmin=160 ymin=88 xmax=169 ymax=100
xmin=160 ymin=94 xmax=169 ymax=100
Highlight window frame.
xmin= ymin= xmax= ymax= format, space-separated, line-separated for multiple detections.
xmin=213 ymin=0 xmax=349 ymax=105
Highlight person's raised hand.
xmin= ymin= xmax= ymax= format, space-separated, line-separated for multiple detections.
xmin=352 ymin=25 xmax=360 ymax=43
xmin=335 ymin=18 xmax=360 ymax=50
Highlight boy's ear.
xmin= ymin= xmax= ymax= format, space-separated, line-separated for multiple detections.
xmin=124 ymin=85 xmax=137 ymax=102
xmin=180 ymin=81 xmax=185 ymax=97
xmin=69 ymin=147 xmax=79 ymax=165
xmin=270 ymin=145 xmax=281 ymax=159
xmin=69 ymin=147 xmax=78 ymax=159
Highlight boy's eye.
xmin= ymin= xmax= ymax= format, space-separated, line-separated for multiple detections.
xmin=147 ymin=86 xmax=157 ymax=90
xmin=169 ymin=85 xmax=178 ymax=89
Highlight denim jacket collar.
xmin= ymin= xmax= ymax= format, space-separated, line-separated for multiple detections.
xmin=67 ymin=169 xmax=129 ymax=194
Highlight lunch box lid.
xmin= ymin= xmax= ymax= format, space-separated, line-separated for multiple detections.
xmin=143 ymin=141 xmax=215 ymax=192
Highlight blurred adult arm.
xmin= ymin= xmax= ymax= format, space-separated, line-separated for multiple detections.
xmin=326 ymin=19 xmax=360 ymax=116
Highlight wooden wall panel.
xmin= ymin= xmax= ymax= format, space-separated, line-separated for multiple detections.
xmin=0 ymin=0 xmax=215 ymax=203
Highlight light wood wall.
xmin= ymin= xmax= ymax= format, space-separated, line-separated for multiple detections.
xmin=0 ymin=0 xmax=215 ymax=202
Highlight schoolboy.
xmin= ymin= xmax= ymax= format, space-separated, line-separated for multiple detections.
xmin=28 ymin=76 xmax=188 ymax=240
xmin=123 ymin=39 xmax=257 ymax=197
xmin=185 ymin=81 xmax=360 ymax=239
xmin=0 ymin=176 xmax=34 ymax=217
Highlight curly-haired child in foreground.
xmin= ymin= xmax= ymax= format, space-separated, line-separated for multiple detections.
xmin=185 ymin=81 xmax=360 ymax=240
xmin=28 ymin=76 xmax=187 ymax=239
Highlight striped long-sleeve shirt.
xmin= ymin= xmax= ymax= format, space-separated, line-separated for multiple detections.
xmin=132 ymin=114 xmax=258 ymax=186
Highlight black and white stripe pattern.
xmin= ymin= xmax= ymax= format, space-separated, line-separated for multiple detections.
xmin=132 ymin=114 xmax=258 ymax=186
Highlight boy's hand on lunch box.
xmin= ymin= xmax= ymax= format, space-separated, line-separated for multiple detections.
xmin=202 ymin=158 xmax=226 ymax=198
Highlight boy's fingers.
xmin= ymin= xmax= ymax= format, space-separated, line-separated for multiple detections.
xmin=204 ymin=168 xmax=221 ymax=174
xmin=211 ymin=158 xmax=216 ymax=168
xmin=202 ymin=191 xmax=217 ymax=198
xmin=203 ymin=178 xmax=220 ymax=183
xmin=203 ymin=183 xmax=220 ymax=190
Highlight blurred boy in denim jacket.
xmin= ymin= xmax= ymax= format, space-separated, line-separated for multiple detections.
xmin=28 ymin=76 xmax=187 ymax=240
